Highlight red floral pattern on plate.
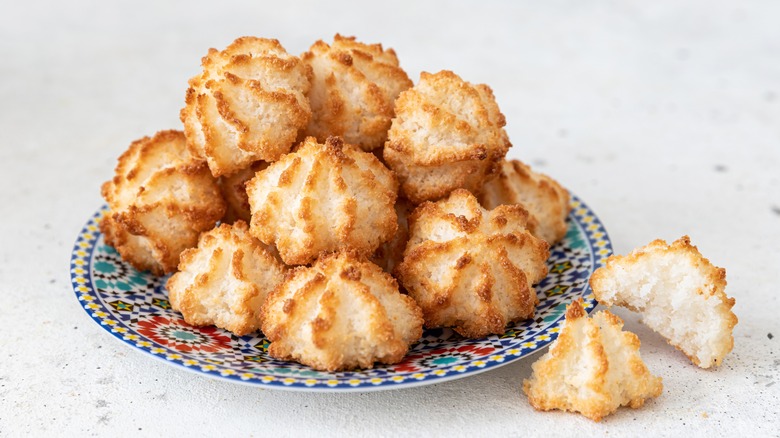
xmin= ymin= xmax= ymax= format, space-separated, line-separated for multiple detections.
xmin=392 ymin=344 xmax=497 ymax=373
xmin=137 ymin=315 xmax=232 ymax=353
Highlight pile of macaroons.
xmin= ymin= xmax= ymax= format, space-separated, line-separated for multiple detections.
xmin=100 ymin=35 xmax=573 ymax=372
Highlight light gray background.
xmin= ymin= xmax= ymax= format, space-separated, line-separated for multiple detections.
xmin=1 ymin=1 xmax=778 ymax=436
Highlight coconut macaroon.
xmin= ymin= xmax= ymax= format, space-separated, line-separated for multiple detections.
xmin=166 ymin=221 xmax=286 ymax=336
xmin=523 ymin=299 xmax=663 ymax=422
xmin=261 ymin=250 xmax=423 ymax=371
xmin=479 ymin=159 xmax=571 ymax=245
xmin=181 ymin=37 xmax=313 ymax=177
xmin=219 ymin=161 xmax=269 ymax=224
xmin=100 ymin=130 xmax=225 ymax=275
xmin=589 ymin=236 xmax=737 ymax=368
xmin=247 ymin=136 xmax=398 ymax=266
xmin=396 ymin=189 xmax=549 ymax=338
xmin=302 ymin=34 xmax=413 ymax=151
xmin=383 ymin=70 xmax=511 ymax=204
xmin=371 ymin=197 xmax=414 ymax=274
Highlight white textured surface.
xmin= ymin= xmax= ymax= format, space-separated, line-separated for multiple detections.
xmin=1 ymin=0 xmax=779 ymax=436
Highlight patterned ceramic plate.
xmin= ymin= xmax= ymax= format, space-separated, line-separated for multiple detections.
xmin=70 ymin=195 xmax=611 ymax=392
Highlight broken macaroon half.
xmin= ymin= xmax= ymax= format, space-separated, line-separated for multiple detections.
xmin=523 ymin=299 xmax=663 ymax=421
xmin=589 ymin=236 xmax=737 ymax=368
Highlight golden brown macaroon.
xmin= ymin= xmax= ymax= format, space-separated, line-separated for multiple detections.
xmin=396 ymin=189 xmax=549 ymax=338
xmin=247 ymin=136 xmax=398 ymax=266
xmin=523 ymin=299 xmax=663 ymax=422
xmin=261 ymin=249 xmax=423 ymax=371
xmin=370 ymin=197 xmax=414 ymax=274
xmin=166 ymin=221 xmax=286 ymax=336
xmin=479 ymin=159 xmax=571 ymax=245
xmin=219 ymin=161 xmax=269 ymax=224
xmin=302 ymin=34 xmax=413 ymax=151
xmin=590 ymin=236 xmax=737 ymax=368
xmin=383 ymin=70 xmax=511 ymax=204
xmin=100 ymin=130 xmax=225 ymax=275
xmin=181 ymin=37 xmax=313 ymax=177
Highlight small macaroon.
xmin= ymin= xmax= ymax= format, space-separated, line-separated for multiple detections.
xmin=479 ymin=159 xmax=571 ymax=245
xmin=166 ymin=221 xmax=286 ymax=336
xmin=100 ymin=130 xmax=225 ymax=275
xmin=589 ymin=236 xmax=737 ymax=368
xmin=383 ymin=70 xmax=511 ymax=204
xmin=396 ymin=189 xmax=549 ymax=338
xmin=261 ymin=249 xmax=424 ymax=371
xmin=181 ymin=37 xmax=313 ymax=177
xmin=523 ymin=299 xmax=663 ymax=422
xmin=219 ymin=161 xmax=269 ymax=224
xmin=247 ymin=136 xmax=399 ymax=266
xmin=302 ymin=34 xmax=413 ymax=151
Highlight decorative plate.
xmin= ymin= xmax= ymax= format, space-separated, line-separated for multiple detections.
xmin=70 ymin=194 xmax=611 ymax=392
